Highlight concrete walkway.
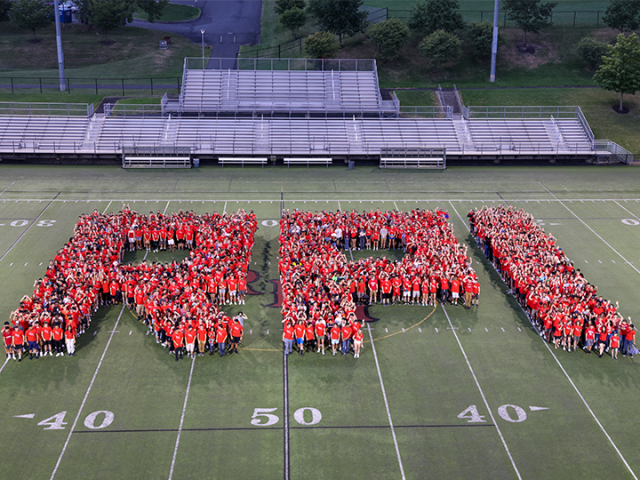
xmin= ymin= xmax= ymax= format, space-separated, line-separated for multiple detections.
xmin=129 ymin=0 xmax=262 ymax=66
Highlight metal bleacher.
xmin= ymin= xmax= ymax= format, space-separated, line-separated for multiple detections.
xmin=0 ymin=69 xmax=633 ymax=166
xmin=179 ymin=58 xmax=389 ymax=116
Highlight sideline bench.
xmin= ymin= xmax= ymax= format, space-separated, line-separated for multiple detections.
xmin=218 ymin=157 xmax=268 ymax=167
xmin=283 ymin=157 xmax=332 ymax=167
xmin=379 ymin=157 xmax=445 ymax=169
xmin=123 ymin=156 xmax=191 ymax=168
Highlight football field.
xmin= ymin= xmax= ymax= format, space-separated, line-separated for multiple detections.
xmin=0 ymin=165 xmax=638 ymax=480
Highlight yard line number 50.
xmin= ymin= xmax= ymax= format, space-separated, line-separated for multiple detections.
xmin=251 ymin=407 xmax=322 ymax=426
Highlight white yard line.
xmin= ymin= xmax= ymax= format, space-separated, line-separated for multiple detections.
xmin=168 ymin=355 xmax=196 ymax=480
xmin=283 ymin=352 xmax=290 ymax=480
xmin=0 ymin=181 xmax=16 ymax=196
xmin=0 ymin=195 xmax=57 ymax=263
xmin=441 ymin=306 xmax=522 ymax=480
xmin=614 ymin=200 xmax=640 ymax=221
xmin=101 ymin=201 xmax=112 ymax=215
xmin=393 ymin=200 xmax=400 ymax=212
xmin=537 ymin=182 xmax=640 ymax=275
xmin=163 ymin=201 xmax=171 ymax=215
xmin=539 ymin=337 xmax=638 ymax=479
xmin=366 ymin=323 xmax=406 ymax=480
xmin=223 ymin=201 xmax=227 ymax=215
xmin=452 ymin=198 xmax=638 ymax=480
xmin=50 ymin=306 xmax=125 ymax=480
xmin=0 ymin=357 xmax=10 ymax=375
xmin=337 ymin=200 xmax=341 ymax=211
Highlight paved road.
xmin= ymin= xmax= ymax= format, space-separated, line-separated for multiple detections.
xmin=129 ymin=0 xmax=262 ymax=66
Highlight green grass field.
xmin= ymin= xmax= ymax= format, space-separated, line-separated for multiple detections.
xmin=0 ymin=165 xmax=638 ymax=479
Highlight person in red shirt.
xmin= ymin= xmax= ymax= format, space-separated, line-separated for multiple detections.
xmin=65 ymin=326 xmax=76 ymax=357
xmin=380 ymin=276 xmax=392 ymax=306
xmin=237 ymin=276 xmax=247 ymax=305
xmin=26 ymin=324 xmax=40 ymax=360
xmin=282 ymin=321 xmax=294 ymax=356
xmin=330 ymin=322 xmax=341 ymax=356
xmin=353 ymin=328 xmax=364 ymax=358
xmin=172 ymin=328 xmax=184 ymax=361
xmin=229 ymin=319 xmax=244 ymax=355
xmin=216 ymin=324 xmax=228 ymax=357
xmin=450 ymin=276 xmax=460 ymax=307
xmin=196 ymin=321 xmax=207 ymax=357
xmin=304 ymin=322 xmax=316 ymax=353
xmin=463 ymin=276 xmax=475 ymax=309
xmin=12 ymin=326 xmax=25 ymax=362
xmin=184 ymin=325 xmax=196 ymax=359
xmin=52 ymin=323 xmax=64 ymax=356
xmin=341 ymin=322 xmax=353 ymax=356
xmin=315 ymin=319 xmax=326 ymax=355
xmin=610 ymin=331 xmax=621 ymax=359
xmin=2 ymin=323 xmax=14 ymax=360
xmin=294 ymin=321 xmax=306 ymax=356
xmin=368 ymin=277 xmax=378 ymax=305
xmin=472 ymin=280 xmax=480 ymax=307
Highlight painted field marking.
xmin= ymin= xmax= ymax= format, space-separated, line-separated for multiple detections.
xmin=442 ymin=306 xmax=521 ymax=478
xmin=163 ymin=201 xmax=171 ymax=215
xmin=101 ymin=201 xmax=112 ymax=215
xmin=393 ymin=200 xmax=400 ymax=212
xmin=367 ymin=323 xmax=406 ymax=480
xmin=418 ymin=328 xmax=422 ymax=333
xmin=168 ymin=355 xmax=196 ymax=480
xmin=14 ymin=413 xmax=35 ymax=419
xmin=0 ymin=181 xmax=16 ymax=196
xmin=0 ymin=356 xmax=9 ymax=375
xmin=0 ymin=194 xmax=59 ymax=263
xmin=538 ymin=182 xmax=640 ymax=276
xmin=50 ymin=306 xmax=125 ymax=480
xmin=452 ymin=197 xmax=638 ymax=480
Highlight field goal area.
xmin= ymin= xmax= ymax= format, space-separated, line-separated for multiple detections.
xmin=0 ymin=166 xmax=638 ymax=480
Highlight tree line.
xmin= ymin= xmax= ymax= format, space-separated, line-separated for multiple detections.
xmin=0 ymin=0 xmax=169 ymax=40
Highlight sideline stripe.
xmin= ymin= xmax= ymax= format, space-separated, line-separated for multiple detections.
xmin=367 ymin=323 xmax=406 ymax=480
xmin=614 ymin=200 xmax=640 ymax=221
xmin=5 ymin=197 xmax=640 ymax=204
xmin=0 ymin=193 xmax=59 ymax=263
xmin=74 ymin=423 xmax=497 ymax=434
xmin=50 ymin=306 xmax=125 ymax=480
xmin=449 ymin=199 xmax=638 ymax=480
xmin=168 ymin=354 xmax=196 ymax=480
xmin=442 ymin=305 xmax=522 ymax=480
xmin=537 ymin=183 xmax=640 ymax=275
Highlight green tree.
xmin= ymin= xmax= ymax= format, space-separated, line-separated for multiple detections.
xmin=280 ymin=7 xmax=306 ymax=39
xmin=418 ymin=29 xmax=461 ymax=72
xmin=466 ymin=21 xmax=505 ymax=60
xmin=408 ymin=0 xmax=464 ymax=35
xmin=88 ymin=0 xmax=135 ymax=40
xmin=0 ymin=0 xmax=12 ymax=22
xmin=304 ymin=30 xmax=340 ymax=58
xmin=503 ymin=0 xmax=556 ymax=47
xmin=136 ymin=0 xmax=169 ymax=23
xmin=274 ymin=0 xmax=305 ymax=15
xmin=9 ymin=0 xmax=53 ymax=40
xmin=603 ymin=0 xmax=640 ymax=35
xmin=368 ymin=18 xmax=410 ymax=60
xmin=575 ymin=36 xmax=608 ymax=71
xmin=594 ymin=33 xmax=640 ymax=112
xmin=307 ymin=0 xmax=368 ymax=45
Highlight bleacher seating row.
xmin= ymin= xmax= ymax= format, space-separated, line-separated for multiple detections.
xmin=0 ymin=116 xmax=597 ymax=159
xmin=180 ymin=70 xmax=382 ymax=113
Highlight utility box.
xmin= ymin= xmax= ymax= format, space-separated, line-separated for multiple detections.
xmin=159 ymin=40 xmax=168 ymax=50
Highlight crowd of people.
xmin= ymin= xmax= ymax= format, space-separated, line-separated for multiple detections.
xmin=278 ymin=208 xmax=479 ymax=357
xmin=4 ymin=206 xmax=257 ymax=362
xmin=469 ymin=205 xmax=637 ymax=359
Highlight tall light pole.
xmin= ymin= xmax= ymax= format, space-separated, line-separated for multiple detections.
xmin=53 ymin=0 xmax=66 ymax=91
xmin=201 ymin=29 xmax=205 ymax=70
xmin=490 ymin=0 xmax=500 ymax=82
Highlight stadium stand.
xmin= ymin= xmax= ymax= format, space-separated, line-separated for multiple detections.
xmin=0 ymin=62 xmax=633 ymax=166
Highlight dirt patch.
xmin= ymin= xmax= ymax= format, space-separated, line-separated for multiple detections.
xmin=498 ymin=29 xmax=559 ymax=69
xmin=591 ymin=27 xmax=620 ymax=44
